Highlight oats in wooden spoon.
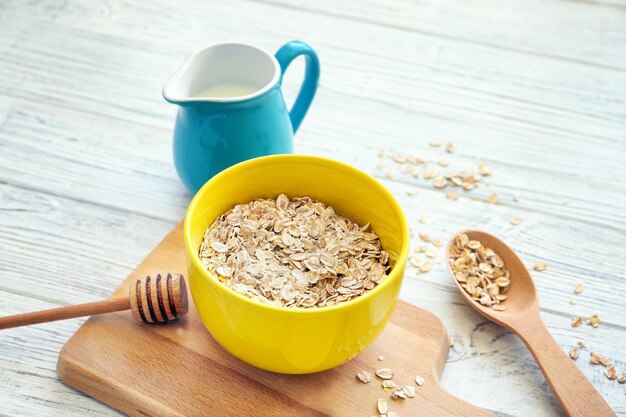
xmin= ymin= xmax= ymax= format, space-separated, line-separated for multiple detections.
xmin=448 ymin=234 xmax=510 ymax=310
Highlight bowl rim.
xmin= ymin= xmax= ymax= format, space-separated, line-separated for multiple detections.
xmin=184 ymin=154 xmax=410 ymax=315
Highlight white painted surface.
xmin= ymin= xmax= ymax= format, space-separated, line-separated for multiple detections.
xmin=0 ymin=0 xmax=625 ymax=416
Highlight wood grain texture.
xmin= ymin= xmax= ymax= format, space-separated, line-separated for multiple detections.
xmin=0 ymin=0 xmax=625 ymax=415
xmin=58 ymin=224 xmax=499 ymax=417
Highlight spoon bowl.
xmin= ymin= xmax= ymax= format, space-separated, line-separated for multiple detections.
xmin=445 ymin=230 xmax=539 ymax=327
xmin=445 ymin=230 xmax=616 ymax=417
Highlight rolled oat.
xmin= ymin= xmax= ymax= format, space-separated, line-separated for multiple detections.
xmin=199 ymin=194 xmax=389 ymax=308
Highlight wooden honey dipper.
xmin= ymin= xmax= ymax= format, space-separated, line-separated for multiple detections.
xmin=0 ymin=273 xmax=188 ymax=330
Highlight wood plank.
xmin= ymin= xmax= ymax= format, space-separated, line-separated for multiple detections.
xmin=0 ymin=183 xmax=175 ymax=304
xmin=1 ymin=93 xmax=625 ymax=231
xmin=258 ymin=0 xmax=626 ymax=70
xmin=2 ymin=0 xmax=625 ymax=132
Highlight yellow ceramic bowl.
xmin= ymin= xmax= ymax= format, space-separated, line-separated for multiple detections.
xmin=184 ymin=155 xmax=409 ymax=374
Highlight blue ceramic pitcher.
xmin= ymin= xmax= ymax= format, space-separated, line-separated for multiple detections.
xmin=163 ymin=41 xmax=320 ymax=192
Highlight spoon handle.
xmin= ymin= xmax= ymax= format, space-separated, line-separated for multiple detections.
xmin=516 ymin=317 xmax=616 ymax=417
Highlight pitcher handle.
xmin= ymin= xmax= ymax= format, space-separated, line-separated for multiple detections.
xmin=275 ymin=41 xmax=320 ymax=133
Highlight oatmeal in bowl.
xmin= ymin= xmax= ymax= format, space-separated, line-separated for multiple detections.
xmin=199 ymin=194 xmax=389 ymax=308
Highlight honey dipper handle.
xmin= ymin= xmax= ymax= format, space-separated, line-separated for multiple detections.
xmin=0 ymin=297 xmax=131 ymax=330
xmin=515 ymin=316 xmax=616 ymax=417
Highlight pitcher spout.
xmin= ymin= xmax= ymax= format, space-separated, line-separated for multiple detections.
xmin=162 ymin=42 xmax=281 ymax=105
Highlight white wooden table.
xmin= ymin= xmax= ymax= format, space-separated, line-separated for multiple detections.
xmin=1 ymin=0 xmax=625 ymax=415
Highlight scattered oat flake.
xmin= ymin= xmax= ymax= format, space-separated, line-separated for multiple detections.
xmin=605 ymin=366 xmax=618 ymax=380
xmin=415 ymin=375 xmax=425 ymax=386
xmin=445 ymin=143 xmax=456 ymax=153
xmin=587 ymin=314 xmax=600 ymax=328
xmin=388 ymin=411 xmax=400 ymax=417
xmin=510 ymin=218 xmax=522 ymax=226
xmin=377 ymin=399 xmax=389 ymax=414
xmin=391 ymin=389 xmax=407 ymax=400
xmin=487 ymin=193 xmax=498 ymax=204
xmin=377 ymin=149 xmax=385 ymax=158
xmin=357 ymin=370 xmax=372 ymax=384
xmin=438 ymin=159 xmax=449 ymax=167
xmin=618 ymin=373 xmax=626 ymax=384
xmin=418 ymin=215 xmax=426 ymax=224
xmin=446 ymin=192 xmax=459 ymax=201
xmin=402 ymin=385 xmax=416 ymax=398
xmin=423 ymin=167 xmax=439 ymax=180
xmin=448 ymin=337 xmax=454 ymax=348
xmin=569 ymin=299 xmax=576 ymax=305
xmin=569 ymin=347 xmax=579 ymax=360
xmin=378 ymin=355 xmax=384 ymax=361
xmin=477 ymin=163 xmax=492 ymax=176
xmin=375 ymin=368 xmax=395 ymax=380
xmin=406 ymin=187 xmax=419 ymax=196
xmin=393 ymin=154 xmax=408 ymax=164
xmin=590 ymin=352 xmax=602 ymax=365
xmin=571 ymin=316 xmax=582 ymax=327
xmin=419 ymin=262 xmax=432 ymax=273
xmin=433 ymin=237 xmax=443 ymax=247
xmin=533 ymin=262 xmax=548 ymax=271
xmin=429 ymin=140 xmax=442 ymax=147
xmin=419 ymin=233 xmax=433 ymax=243
xmin=574 ymin=284 xmax=584 ymax=294
xmin=578 ymin=340 xmax=586 ymax=349
xmin=425 ymin=247 xmax=438 ymax=258
xmin=408 ymin=156 xmax=422 ymax=165
xmin=433 ymin=177 xmax=447 ymax=189
xmin=590 ymin=352 xmax=611 ymax=367
xmin=382 ymin=380 xmax=397 ymax=390
xmin=386 ymin=169 xmax=393 ymax=179
xmin=409 ymin=255 xmax=424 ymax=268
xmin=414 ymin=245 xmax=428 ymax=253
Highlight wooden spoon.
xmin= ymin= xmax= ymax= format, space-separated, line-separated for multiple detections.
xmin=445 ymin=230 xmax=616 ymax=417
xmin=0 ymin=273 xmax=188 ymax=329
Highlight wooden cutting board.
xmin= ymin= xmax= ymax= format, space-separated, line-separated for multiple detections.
xmin=57 ymin=224 xmax=496 ymax=417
